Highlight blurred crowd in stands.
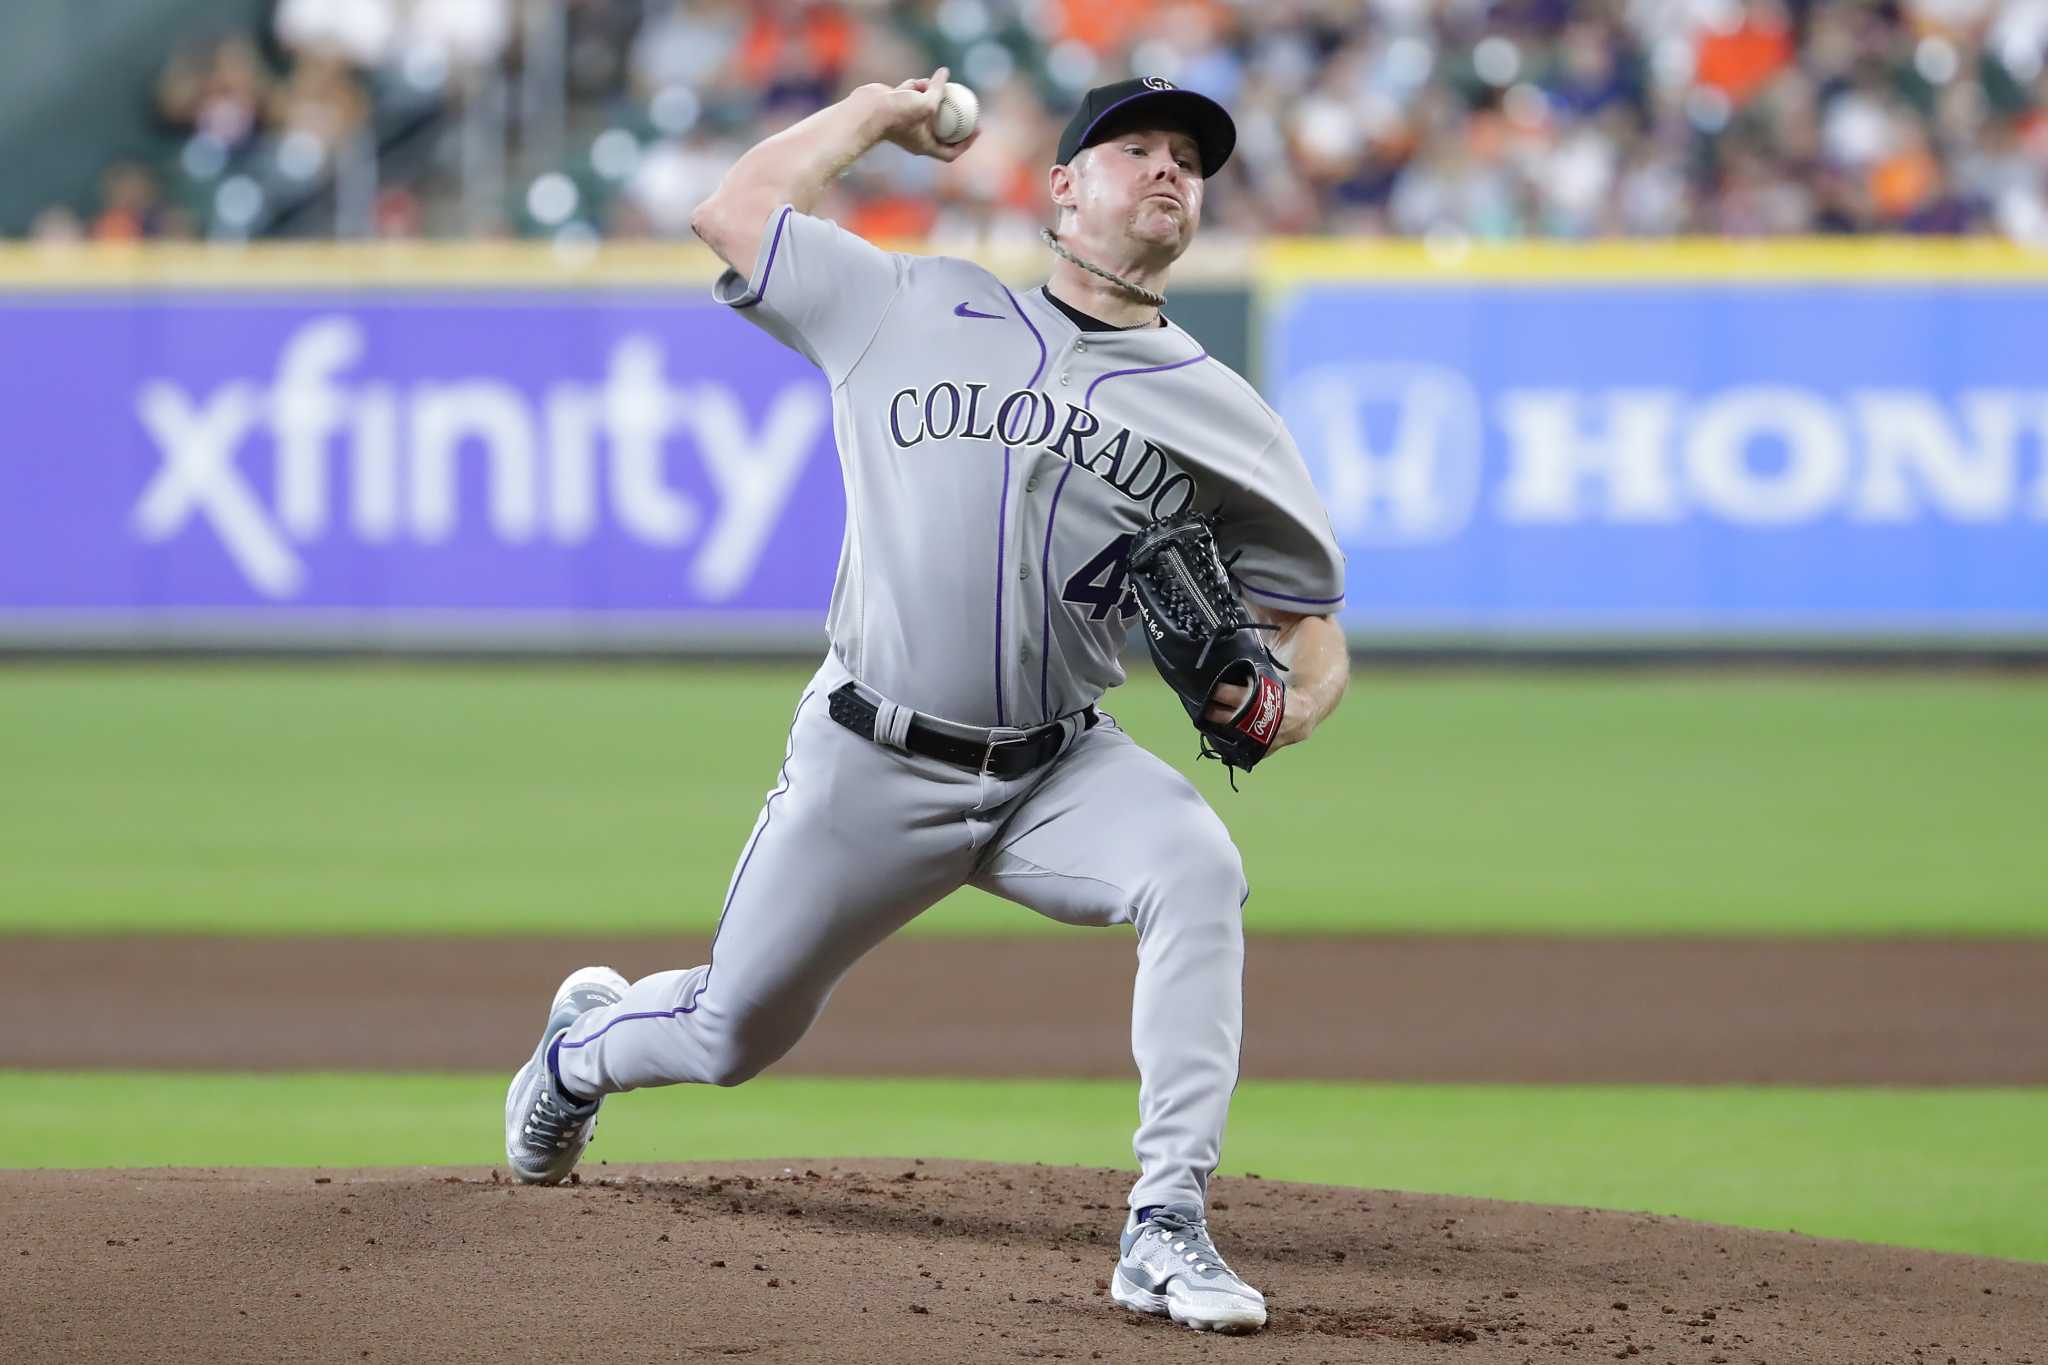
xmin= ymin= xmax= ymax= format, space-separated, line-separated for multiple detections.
xmin=22 ymin=0 xmax=2048 ymax=245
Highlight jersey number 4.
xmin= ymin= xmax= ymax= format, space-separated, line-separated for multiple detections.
xmin=1061 ymin=533 xmax=1141 ymax=622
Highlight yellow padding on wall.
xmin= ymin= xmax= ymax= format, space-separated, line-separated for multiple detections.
xmin=0 ymin=236 xmax=2044 ymax=291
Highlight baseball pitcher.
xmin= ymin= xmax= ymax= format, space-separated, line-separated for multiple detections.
xmin=505 ymin=69 xmax=1350 ymax=1335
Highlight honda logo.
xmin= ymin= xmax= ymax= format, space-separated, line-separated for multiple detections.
xmin=1280 ymin=362 xmax=1486 ymax=546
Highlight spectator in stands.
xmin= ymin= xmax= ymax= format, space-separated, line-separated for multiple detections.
xmin=156 ymin=34 xmax=272 ymax=154
xmin=408 ymin=0 xmax=514 ymax=76
xmin=626 ymin=129 xmax=733 ymax=235
xmin=274 ymin=0 xmax=398 ymax=69
xmin=740 ymin=0 xmax=855 ymax=114
xmin=18 ymin=0 xmax=2048 ymax=244
xmin=1694 ymin=0 xmax=1799 ymax=108
xmin=269 ymin=54 xmax=371 ymax=153
xmin=374 ymin=185 xmax=426 ymax=238
xmin=29 ymin=205 xmax=85 ymax=243
xmin=90 ymin=162 xmax=168 ymax=242
xmin=630 ymin=0 xmax=748 ymax=103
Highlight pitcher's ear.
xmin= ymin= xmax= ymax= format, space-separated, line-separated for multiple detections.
xmin=1048 ymin=160 xmax=1077 ymax=211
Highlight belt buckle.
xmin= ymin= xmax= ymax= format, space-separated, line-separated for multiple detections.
xmin=980 ymin=731 xmax=1028 ymax=776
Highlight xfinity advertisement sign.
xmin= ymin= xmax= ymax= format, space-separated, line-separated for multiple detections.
xmin=128 ymin=318 xmax=825 ymax=601
xmin=0 ymin=293 xmax=842 ymax=637
xmin=1273 ymin=285 xmax=2048 ymax=633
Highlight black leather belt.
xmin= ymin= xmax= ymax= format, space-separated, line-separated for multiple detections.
xmin=827 ymin=682 xmax=1095 ymax=778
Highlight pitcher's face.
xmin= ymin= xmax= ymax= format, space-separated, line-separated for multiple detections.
xmin=1054 ymin=126 xmax=1205 ymax=260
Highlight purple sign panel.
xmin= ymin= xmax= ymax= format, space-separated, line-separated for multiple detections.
xmin=0 ymin=291 xmax=843 ymax=633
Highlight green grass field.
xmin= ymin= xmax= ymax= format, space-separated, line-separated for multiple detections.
xmin=8 ymin=1072 xmax=2045 ymax=1262
xmin=3 ymin=663 xmax=2044 ymax=936
xmin=6 ymin=664 xmax=2044 ymax=1265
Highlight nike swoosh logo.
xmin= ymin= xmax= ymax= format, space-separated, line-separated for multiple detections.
xmin=1120 ymin=1261 xmax=1171 ymax=1292
xmin=954 ymin=302 xmax=1004 ymax=320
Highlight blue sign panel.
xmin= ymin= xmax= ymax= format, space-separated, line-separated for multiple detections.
xmin=1268 ymin=284 xmax=2048 ymax=634
xmin=0 ymin=292 xmax=841 ymax=635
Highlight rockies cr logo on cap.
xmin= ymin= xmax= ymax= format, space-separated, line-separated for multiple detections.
xmin=1055 ymin=75 xmax=1234 ymax=175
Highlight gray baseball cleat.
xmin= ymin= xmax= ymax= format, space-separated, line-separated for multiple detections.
xmin=1110 ymin=1203 xmax=1268 ymax=1333
xmin=504 ymin=965 xmax=630 ymax=1185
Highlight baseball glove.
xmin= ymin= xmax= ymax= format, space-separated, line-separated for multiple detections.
xmin=1125 ymin=510 xmax=1287 ymax=777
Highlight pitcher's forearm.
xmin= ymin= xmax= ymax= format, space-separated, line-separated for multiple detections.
xmin=691 ymin=88 xmax=890 ymax=269
xmin=1272 ymin=611 xmax=1349 ymax=747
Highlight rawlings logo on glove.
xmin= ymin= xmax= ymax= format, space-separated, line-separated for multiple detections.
xmin=1235 ymin=673 xmax=1285 ymax=747
xmin=1123 ymin=510 xmax=1287 ymax=778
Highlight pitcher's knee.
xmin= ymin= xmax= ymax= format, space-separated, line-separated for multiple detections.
xmin=1136 ymin=825 xmax=1248 ymax=934
xmin=702 ymin=1053 xmax=767 ymax=1088
xmin=1179 ymin=824 xmax=1247 ymax=902
xmin=698 ymin=1018 xmax=803 ymax=1087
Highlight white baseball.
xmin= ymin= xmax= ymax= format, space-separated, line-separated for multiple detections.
xmin=932 ymin=81 xmax=979 ymax=145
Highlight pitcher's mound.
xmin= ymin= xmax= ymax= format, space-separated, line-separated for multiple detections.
xmin=5 ymin=1161 xmax=2040 ymax=1363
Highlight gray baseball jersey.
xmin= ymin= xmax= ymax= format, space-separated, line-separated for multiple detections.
xmin=711 ymin=205 xmax=1345 ymax=726
xmin=548 ymin=205 xmax=1345 ymax=1218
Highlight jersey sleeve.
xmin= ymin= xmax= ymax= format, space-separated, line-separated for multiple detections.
xmin=710 ymin=205 xmax=905 ymax=382
xmin=1214 ymin=420 xmax=1348 ymax=616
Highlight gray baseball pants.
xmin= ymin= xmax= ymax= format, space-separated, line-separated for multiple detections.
xmin=552 ymin=653 xmax=1249 ymax=1213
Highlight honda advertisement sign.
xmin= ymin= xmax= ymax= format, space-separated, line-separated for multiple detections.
xmin=1271 ymin=282 xmax=2048 ymax=636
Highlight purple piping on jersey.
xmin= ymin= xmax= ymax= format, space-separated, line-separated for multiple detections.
xmin=991 ymin=285 xmax=1048 ymax=727
xmin=1238 ymin=580 xmax=1345 ymax=606
xmin=1083 ymin=349 xmax=1208 ymax=410
xmin=559 ymin=688 xmax=815 ymax=1052
xmin=1002 ymin=283 xmax=1049 ymax=378
xmin=1035 ymin=458 xmax=1078 ymax=722
xmin=993 ymin=456 xmax=1012 ymax=725
xmin=731 ymin=206 xmax=793 ymax=310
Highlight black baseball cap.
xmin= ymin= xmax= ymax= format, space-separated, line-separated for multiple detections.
xmin=1055 ymin=77 xmax=1236 ymax=177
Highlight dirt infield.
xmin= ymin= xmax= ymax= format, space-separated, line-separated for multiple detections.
xmin=7 ymin=935 xmax=2048 ymax=1083
xmin=5 ymin=1161 xmax=2042 ymax=1364
xmin=8 ymin=938 xmax=2047 ymax=1360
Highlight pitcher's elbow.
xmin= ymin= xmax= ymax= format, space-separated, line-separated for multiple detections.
xmin=689 ymin=194 xmax=726 ymax=250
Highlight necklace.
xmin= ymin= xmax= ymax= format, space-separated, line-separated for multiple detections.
xmin=1040 ymin=229 xmax=1167 ymax=309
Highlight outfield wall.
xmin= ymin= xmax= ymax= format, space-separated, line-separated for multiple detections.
xmin=2 ymin=240 xmax=2044 ymax=651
